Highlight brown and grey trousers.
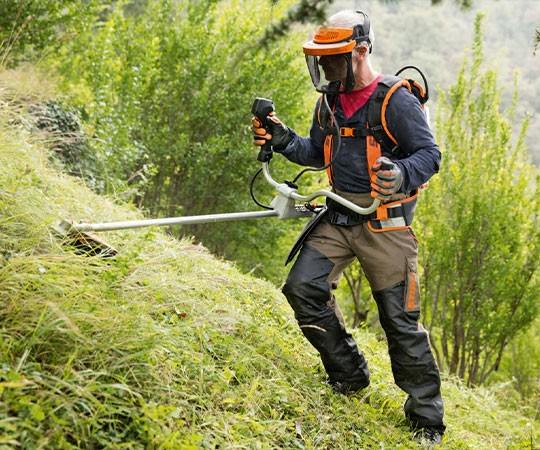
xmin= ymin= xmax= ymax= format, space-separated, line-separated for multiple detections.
xmin=282 ymin=191 xmax=445 ymax=432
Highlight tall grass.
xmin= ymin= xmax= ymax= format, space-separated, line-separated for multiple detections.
xmin=0 ymin=67 xmax=538 ymax=449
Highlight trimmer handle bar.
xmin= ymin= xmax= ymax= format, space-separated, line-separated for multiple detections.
xmin=261 ymin=162 xmax=380 ymax=216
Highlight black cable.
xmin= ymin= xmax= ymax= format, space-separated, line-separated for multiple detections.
xmin=249 ymin=167 xmax=273 ymax=210
xmin=395 ymin=65 xmax=429 ymax=101
xmin=291 ymin=92 xmax=342 ymax=184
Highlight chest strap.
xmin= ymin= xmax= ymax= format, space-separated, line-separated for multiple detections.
xmin=339 ymin=127 xmax=370 ymax=138
xmin=324 ymin=125 xmax=382 ymax=185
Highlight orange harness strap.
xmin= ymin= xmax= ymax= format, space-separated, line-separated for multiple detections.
xmin=323 ymin=135 xmax=334 ymax=185
xmin=381 ymin=79 xmax=411 ymax=147
xmin=365 ymin=135 xmax=391 ymax=221
xmin=366 ymin=135 xmax=381 ymax=179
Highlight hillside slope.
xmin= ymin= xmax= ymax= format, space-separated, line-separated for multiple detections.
xmin=0 ymin=69 xmax=537 ymax=449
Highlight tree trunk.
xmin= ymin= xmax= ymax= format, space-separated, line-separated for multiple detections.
xmin=343 ymin=268 xmax=368 ymax=328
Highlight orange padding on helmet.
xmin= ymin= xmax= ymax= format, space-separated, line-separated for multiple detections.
xmin=314 ymin=27 xmax=353 ymax=44
xmin=303 ymin=27 xmax=356 ymax=56
xmin=303 ymin=40 xmax=356 ymax=56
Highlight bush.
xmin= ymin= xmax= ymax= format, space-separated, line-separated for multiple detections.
xmin=29 ymin=101 xmax=103 ymax=191
xmin=0 ymin=0 xmax=100 ymax=66
xmin=416 ymin=14 xmax=540 ymax=386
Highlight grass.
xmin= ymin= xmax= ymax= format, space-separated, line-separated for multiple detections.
xmin=0 ymin=67 xmax=538 ymax=449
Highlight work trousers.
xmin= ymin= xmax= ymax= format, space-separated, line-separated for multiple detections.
xmin=282 ymin=192 xmax=445 ymax=431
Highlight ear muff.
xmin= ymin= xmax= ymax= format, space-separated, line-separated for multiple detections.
xmin=353 ymin=11 xmax=372 ymax=53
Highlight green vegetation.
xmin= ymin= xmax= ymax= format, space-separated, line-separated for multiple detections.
xmin=1 ymin=66 xmax=539 ymax=449
xmin=415 ymin=15 xmax=539 ymax=386
xmin=53 ymin=0 xmax=316 ymax=282
xmin=0 ymin=0 xmax=99 ymax=67
xmin=1 ymin=0 xmax=539 ymax=446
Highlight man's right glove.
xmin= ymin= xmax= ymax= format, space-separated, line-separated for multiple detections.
xmin=251 ymin=113 xmax=293 ymax=152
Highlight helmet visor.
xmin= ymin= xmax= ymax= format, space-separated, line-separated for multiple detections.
xmin=306 ymin=55 xmax=323 ymax=92
xmin=305 ymin=53 xmax=353 ymax=93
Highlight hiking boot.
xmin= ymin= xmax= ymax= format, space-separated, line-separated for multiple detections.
xmin=327 ymin=379 xmax=370 ymax=395
xmin=412 ymin=427 xmax=443 ymax=447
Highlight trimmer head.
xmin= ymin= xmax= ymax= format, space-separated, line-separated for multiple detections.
xmin=52 ymin=220 xmax=118 ymax=257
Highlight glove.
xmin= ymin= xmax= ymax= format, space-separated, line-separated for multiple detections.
xmin=251 ymin=113 xmax=292 ymax=152
xmin=370 ymin=156 xmax=403 ymax=202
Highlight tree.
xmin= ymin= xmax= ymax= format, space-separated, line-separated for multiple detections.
xmin=416 ymin=14 xmax=539 ymax=386
xmin=0 ymin=0 xmax=101 ymax=67
xmin=342 ymin=263 xmax=371 ymax=328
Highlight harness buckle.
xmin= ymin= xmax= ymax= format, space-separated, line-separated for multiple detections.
xmin=339 ymin=127 xmax=355 ymax=137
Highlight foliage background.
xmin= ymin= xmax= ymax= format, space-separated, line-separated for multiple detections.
xmin=52 ymin=0 xmax=320 ymax=282
xmin=1 ymin=0 xmax=538 ymax=423
xmin=333 ymin=0 xmax=540 ymax=165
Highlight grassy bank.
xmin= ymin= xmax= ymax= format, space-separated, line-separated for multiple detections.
xmin=0 ymin=68 xmax=537 ymax=449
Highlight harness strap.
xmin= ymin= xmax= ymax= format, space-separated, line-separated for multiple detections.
xmin=380 ymin=79 xmax=411 ymax=147
xmin=372 ymin=192 xmax=418 ymax=225
xmin=323 ymin=135 xmax=334 ymax=185
xmin=339 ymin=127 xmax=369 ymax=137
xmin=365 ymin=134 xmax=381 ymax=178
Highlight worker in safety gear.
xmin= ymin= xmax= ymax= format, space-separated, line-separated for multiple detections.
xmin=251 ymin=9 xmax=445 ymax=445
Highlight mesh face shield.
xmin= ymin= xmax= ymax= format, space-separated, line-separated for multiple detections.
xmin=302 ymin=16 xmax=372 ymax=94
xmin=305 ymin=53 xmax=355 ymax=94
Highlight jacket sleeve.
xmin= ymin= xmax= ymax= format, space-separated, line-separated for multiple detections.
xmin=277 ymin=99 xmax=325 ymax=168
xmin=385 ymin=87 xmax=442 ymax=192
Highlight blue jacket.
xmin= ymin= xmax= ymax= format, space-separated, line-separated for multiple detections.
xmin=278 ymin=79 xmax=441 ymax=194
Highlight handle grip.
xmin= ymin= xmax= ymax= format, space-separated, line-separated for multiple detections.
xmin=251 ymin=97 xmax=275 ymax=162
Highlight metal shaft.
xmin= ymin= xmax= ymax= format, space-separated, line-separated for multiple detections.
xmin=72 ymin=209 xmax=279 ymax=232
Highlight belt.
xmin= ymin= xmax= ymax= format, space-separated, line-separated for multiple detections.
xmin=326 ymin=197 xmax=372 ymax=226
xmin=326 ymin=195 xmax=416 ymax=227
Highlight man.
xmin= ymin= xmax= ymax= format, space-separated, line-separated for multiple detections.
xmin=252 ymin=10 xmax=445 ymax=445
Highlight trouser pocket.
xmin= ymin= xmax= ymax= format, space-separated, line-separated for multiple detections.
xmin=404 ymin=257 xmax=420 ymax=312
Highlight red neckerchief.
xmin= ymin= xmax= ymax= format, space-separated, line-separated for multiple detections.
xmin=339 ymin=74 xmax=382 ymax=119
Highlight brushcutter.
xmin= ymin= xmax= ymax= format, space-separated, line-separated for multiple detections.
xmin=53 ymin=98 xmax=380 ymax=257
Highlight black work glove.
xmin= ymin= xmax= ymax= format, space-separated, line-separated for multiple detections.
xmin=370 ymin=156 xmax=403 ymax=202
xmin=251 ymin=113 xmax=292 ymax=152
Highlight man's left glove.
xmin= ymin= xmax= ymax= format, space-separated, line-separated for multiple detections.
xmin=370 ymin=156 xmax=403 ymax=202
xmin=251 ymin=113 xmax=293 ymax=152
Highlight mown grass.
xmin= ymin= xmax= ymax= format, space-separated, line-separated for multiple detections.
xmin=0 ymin=67 xmax=538 ymax=449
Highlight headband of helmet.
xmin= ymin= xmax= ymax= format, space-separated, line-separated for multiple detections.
xmin=303 ymin=11 xmax=372 ymax=93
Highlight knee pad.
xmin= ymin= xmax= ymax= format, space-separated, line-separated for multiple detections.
xmin=282 ymin=245 xmax=335 ymax=322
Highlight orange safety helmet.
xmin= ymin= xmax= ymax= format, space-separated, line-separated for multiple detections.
xmin=303 ymin=11 xmax=372 ymax=93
